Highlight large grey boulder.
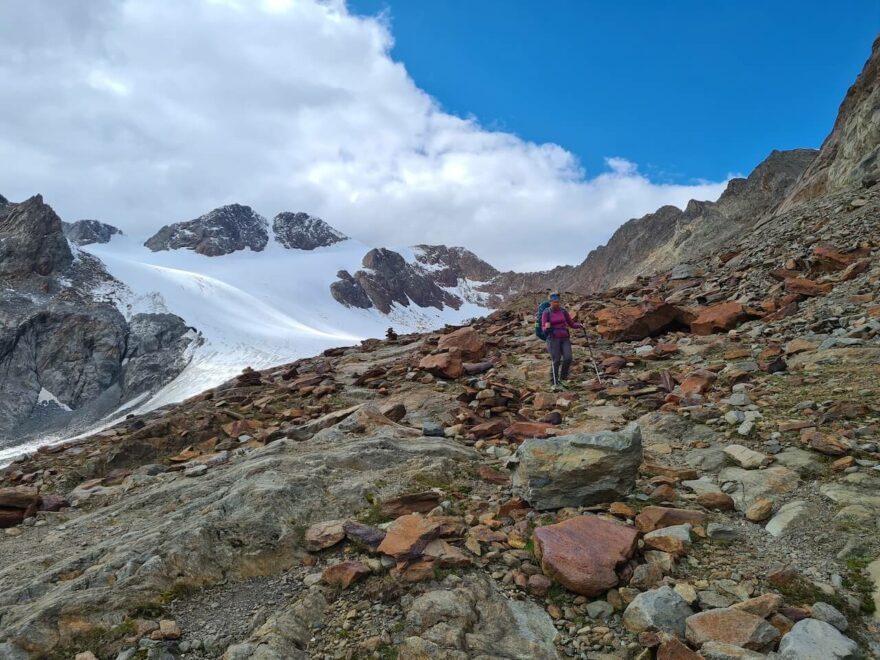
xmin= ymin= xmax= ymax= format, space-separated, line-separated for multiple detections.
xmin=511 ymin=422 xmax=642 ymax=510
xmin=777 ymin=619 xmax=861 ymax=659
xmin=622 ymin=586 xmax=694 ymax=637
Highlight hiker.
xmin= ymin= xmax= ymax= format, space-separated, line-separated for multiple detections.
xmin=541 ymin=292 xmax=583 ymax=385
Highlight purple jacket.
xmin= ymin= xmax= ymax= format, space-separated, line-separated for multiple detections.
xmin=542 ymin=307 xmax=582 ymax=339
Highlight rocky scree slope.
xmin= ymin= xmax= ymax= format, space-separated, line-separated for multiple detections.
xmin=1 ymin=183 xmax=878 ymax=659
xmin=0 ymin=195 xmax=195 ymax=446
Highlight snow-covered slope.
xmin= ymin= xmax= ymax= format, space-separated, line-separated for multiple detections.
xmin=81 ymin=234 xmax=487 ymax=418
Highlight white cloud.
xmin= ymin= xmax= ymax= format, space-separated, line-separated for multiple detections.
xmin=0 ymin=0 xmax=727 ymax=271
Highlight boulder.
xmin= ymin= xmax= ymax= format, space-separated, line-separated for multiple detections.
xmin=511 ymin=423 xmax=642 ymax=510
xmin=303 ymin=520 xmax=346 ymax=551
xmin=690 ymin=302 xmax=753 ymax=335
xmin=623 ymin=586 xmax=694 ymax=637
xmin=400 ymin=576 xmax=559 ymax=658
xmin=503 ymin=421 xmax=555 ymax=442
xmin=719 ymin=466 xmax=799 ymax=512
xmin=784 ymin=277 xmax=833 ymax=297
xmin=418 ymin=352 xmax=463 ymax=379
xmin=777 ymin=619 xmax=860 ymax=659
xmin=635 ymin=506 xmax=707 ymax=533
xmin=765 ymin=501 xmax=809 ymax=537
xmin=699 ymin=642 xmax=767 ymax=659
xmin=686 ymin=608 xmax=780 ymax=651
xmin=381 ymin=492 xmax=442 ymax=517
xmin=723 ymin=444 xmax=769 ymax=469
xmin=321 ymin=561 xmax=371 ymax=589
xmin=596 ymin=301 xmax=688 ymax=341
xmin=643 ymin=524 xmax=693 ymax=557
xmin=809 ymin=602 xmax=848 ymax=632
xmin=376 ymin=514 xmax=440 ymax=561
xmin=657 ymin=637 xmax=703 ymax=659
xmin=437 ymin=326 xmax=486 ymax=360
xmin=533 ymin=515 xmax=638 ymax=597
xmin=0 ymin=487 xmax=40 ymax=509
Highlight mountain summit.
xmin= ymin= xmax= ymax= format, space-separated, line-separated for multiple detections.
xmin=272 ymin=211 xmax=348 ymax=250
xmin=144 ymin=204 xmax=270 ymax=256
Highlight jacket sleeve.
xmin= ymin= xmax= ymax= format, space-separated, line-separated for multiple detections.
xmin=541 ymin=310 xmax=550 ymax=326
xmin=563 ymin=310 xmax=581 ymax=328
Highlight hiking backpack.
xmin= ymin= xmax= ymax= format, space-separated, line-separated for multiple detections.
xmin=534 ymin=301 xmax=551 ymax=340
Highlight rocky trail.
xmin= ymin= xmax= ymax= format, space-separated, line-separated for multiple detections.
xmin=0 ymin=181 xmax=878 ymax=659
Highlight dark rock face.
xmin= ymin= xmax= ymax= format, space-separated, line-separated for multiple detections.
xmin=121 ymin=313 xmax=196 ymax=398
xmin=144 ymin=204 xmax=269 ymax=256
xmin=330 ymin=270 xmax=373 ymax=309
xmin=331 ymin=248 xmax=462 ymax=314
xmin=62 ymin=219 xmax=122 ymax=246
xmin=332 ymin=244 xmax=499 ymax=313
xmin=782 ymin=35 xmax=880 ymax=208
xmin=273 ymin=212 xmax=347 ymax=250
xmin=413 ymin=245 xmax=499 ymax=285
xmin=0 ymin=195 xmax=195 ymax=444
xmin=0 ymin=194 xmax=73 ymax=278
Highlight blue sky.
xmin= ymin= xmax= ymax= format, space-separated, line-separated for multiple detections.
xmin=350 ymin=0 xmax=879 ymax=183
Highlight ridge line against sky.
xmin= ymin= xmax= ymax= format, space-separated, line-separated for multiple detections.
xmin=0 ymin=0 xmax=875 ymax=270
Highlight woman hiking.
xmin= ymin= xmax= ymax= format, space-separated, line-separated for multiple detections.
xmin=542 ymin=292 xmax=583 ymax=386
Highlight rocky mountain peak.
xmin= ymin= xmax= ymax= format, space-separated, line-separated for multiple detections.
xmin=331 ymin=247 xmax=463 ymax=313
xmin=62 ymin=219 xmax=123 ymax=246
xmin=0 ymin=194 xmax=73 ymax=278
xmin=0 ymin=192 xmax=8 ymax=206
xmin=272 ymin=211 xmax=348 ymax=250
xmin=144 ymin=203 xmax=269 ymax=256
xmin=783 ymin=35 xmax=880 ymax=208
xmin=413 ymin=245 xmax=500 ymax=285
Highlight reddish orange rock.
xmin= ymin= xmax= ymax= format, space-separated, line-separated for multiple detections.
xmin=533 ymin=515 xmax=638 ymax=597
xmin=811 ymin=243 xmax=856 ymax=272
xmin=695 ymin=492 xmax=735 ymax=511
xmin=418 ymin=352 xmax=463 ymax=379
xmin=685 ymin=608 xmax=780 ymax=651
xmin=470 ymin=420 xmax=508 ymax=439
xmin=321 ymin=561 xmax=371 ymax=589
xmin=502 ymin=421 xmax=554 ymax=442
xmin=640 ymin=464 xmax=699 ymax=481
xmin=784 ymin=277 xmax=833 ymax=297
xmin=635 ymin=506 xmax=707 ymax=533
xmin=303 ymin=519 xmax=346 ymax=552
xmin=680 ymin=370 xmax=716 ymax=395
xmin=380 ymin=492 xmax=442 ymax=517
xmin=596 ymin=300 xmax=688 ymax=342
xmin=690 ymin=302 xmax=752 ymax=335
xmin=376 ymin=514 xmax=440 ymax=560
xmin=437 ymin=326 xmax=486 ymax=360
xmin=657 ymin=636 xmax=702 ymax=660
xmin=609 ymin=502 xmax=637 ymax=518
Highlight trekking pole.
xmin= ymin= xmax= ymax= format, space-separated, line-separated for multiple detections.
xmin=550 ymin=354 xmax=558 ymax=387
xmin=581 ymin=328 xmax=604 ymax=384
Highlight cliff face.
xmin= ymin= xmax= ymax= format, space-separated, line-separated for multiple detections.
xmin=781 ymin=35 xmax=880 ymax=209
xmin=550 ymin=149 xmax=819 ymax=294
xmin=0 ymin=195 xmax=194 ymax=443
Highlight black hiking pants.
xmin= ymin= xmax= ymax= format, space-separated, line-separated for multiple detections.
xmin=546 ymin=336 xmax=572 ymax=382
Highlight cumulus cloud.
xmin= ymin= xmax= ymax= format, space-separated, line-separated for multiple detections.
xmin=0 ymin=0 xmax=728 ymax=270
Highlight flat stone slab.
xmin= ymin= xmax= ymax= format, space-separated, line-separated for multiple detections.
xmin=533 ymin=515 xmax=638 ymax=597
